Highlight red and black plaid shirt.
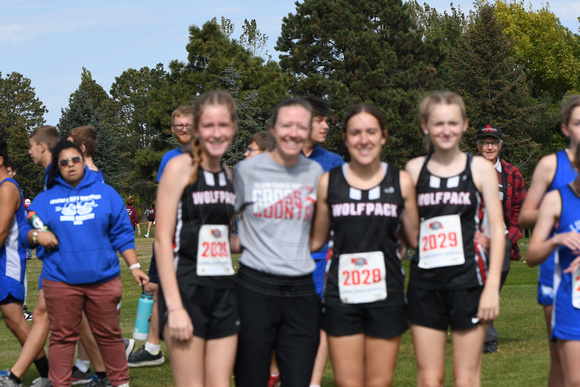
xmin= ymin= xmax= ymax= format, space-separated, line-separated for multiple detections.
xmin=498 ymin=159 xmax=526 ymax=261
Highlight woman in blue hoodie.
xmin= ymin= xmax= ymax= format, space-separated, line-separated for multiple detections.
xmin=21 ymin=140 xmax=148 ymax=387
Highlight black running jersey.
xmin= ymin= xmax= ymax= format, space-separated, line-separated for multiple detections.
xmin=410 ymin=153 xmax=487 ymax=290
xmin=174 ymin=166 xmax=235 ymax=288
xmin=325 ymin=163 xmax=406 ymax=304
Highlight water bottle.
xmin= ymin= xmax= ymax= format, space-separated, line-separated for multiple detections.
xmin=133 ymin=291 xmax=154 ymax=340
xmin=27 ymin=211 xmax=51 ymax=231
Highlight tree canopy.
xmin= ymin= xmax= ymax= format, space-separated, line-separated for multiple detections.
xmin=0 ymin=72 xmax=47 ymax=197
xmin=277 ymin=0 xmax=443 ymax=166
xmin=5 ymin=3 xmax=580 ymax=196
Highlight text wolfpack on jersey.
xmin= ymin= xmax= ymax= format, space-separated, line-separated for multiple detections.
xmin=418 ymin=191 xmax=471 ymax=206
xmin=191 ymin=190 xmax=236 ymax=206
xmin=332 ymin=202 xmax=398 ymax=217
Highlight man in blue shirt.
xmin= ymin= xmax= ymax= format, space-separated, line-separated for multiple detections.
xmin=303 ymin=97 xmax=343 ymax=387
xmin=128 ymin=106 xmax=194 ymax=368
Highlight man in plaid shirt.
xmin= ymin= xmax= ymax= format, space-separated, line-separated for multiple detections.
xmin=476 ymin=124 xmax=526 ymax=353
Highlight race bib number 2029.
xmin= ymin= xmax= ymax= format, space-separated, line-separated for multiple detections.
xmin=418 ymin=214 xmax=465 ymax=269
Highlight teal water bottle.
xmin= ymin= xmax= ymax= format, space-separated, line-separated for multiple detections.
xmin=133 ymin=291 xmax=154 ymax=340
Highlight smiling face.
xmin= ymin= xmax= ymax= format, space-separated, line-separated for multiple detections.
xmin=344 ymin=111 xmax=386 ymax=166
xmin=57 ymin=147 xmax=85 ymax=187
xmin=270 ymin=105 xmax=311 ymax=162
xmin=171 ymin=113 xmax=194 ymax=146
xmin=422 ymin=103 xmax=468 ymax=152
xmin=477 ymin=136 xmax=502 ymax=163
xmin=196 ymin=104 xmax=236 ymax=161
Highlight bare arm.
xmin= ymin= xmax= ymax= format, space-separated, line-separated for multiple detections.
xmin=0 ymin=181 xmax=19 ymax=245
xmin=310 ymin=173 xmax=331 ymax=253
xmin=519 ymin=154 xmax=557 ymax=229
xmin=399 ymin=170 xmax=419 ymax=251
xmin=404 ymin=156 xmax=425 ymax=186
xmin=120 ymin=248 xmax=149 ymax=285
xmin=155 ymin=154 xmax=194 ymax=341
xmin=225 ymin=166 xmax=241 ymax=254
xmin=473 ymin=156 xmax=505 ymax=322
xmin=526 ymin=190 xmax=567 ymax=266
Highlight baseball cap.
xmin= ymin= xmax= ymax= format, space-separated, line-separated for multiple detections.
xmin=477 ymin=125 xmax=502 ymax=140
xmin=24 ymin=198 xmax=31 ymax=208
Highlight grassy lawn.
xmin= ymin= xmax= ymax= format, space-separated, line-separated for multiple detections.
xmin=0 ymin=234 xmax=549 ymax=386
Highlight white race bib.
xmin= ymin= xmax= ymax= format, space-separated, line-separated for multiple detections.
xmin=418 ymin=214 xmax=465 ymax=269
xmin=572 ymin=266 xmax=580 ymax=309
xmin=338 ymin=251 xmax=387 ymax=304
xmin=196 ymin=225 xmax=234 ymax=276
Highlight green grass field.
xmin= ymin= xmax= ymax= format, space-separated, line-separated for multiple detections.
xmin=0 ymin=233 xmax=549 ymax=386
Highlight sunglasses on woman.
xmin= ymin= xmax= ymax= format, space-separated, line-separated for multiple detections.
xmin=59 ymin=156 xmax=82 ymax=167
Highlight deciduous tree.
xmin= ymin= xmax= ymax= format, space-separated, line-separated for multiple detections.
xmin=448 ymin=4 xmax=543 ymax=180
xmin=58 ymin=87 xmax=121 ymax=191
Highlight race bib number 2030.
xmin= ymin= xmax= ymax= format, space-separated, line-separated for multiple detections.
xmin=196 ymin=225 xmax=234 ymax=276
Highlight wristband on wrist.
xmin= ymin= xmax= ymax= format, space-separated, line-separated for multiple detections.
xmin=129 ymin=263 xmax=141 ymax=271
xmin=32 ymin=230 xmax=40 ymax=245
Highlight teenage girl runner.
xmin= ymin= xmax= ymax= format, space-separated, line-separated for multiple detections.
xmin=405 ymin=91 xmax=504 ymax=386
xmin=519 ymin=95 xmax=580 ymax=387
xmin=526 ymin=143 xmax=580 ymax=387
xmin=311 ymin=104 xmax=419 ymax=386
xmin=155 ymin=91 xmax=239 ymax=387
xmin=233 ymin=98 xmax=323 ymax=387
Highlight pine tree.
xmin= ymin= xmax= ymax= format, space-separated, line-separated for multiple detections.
xmin=148 ymin=19 xmax=289 ymax=166
xmin=58 ymin=88 xmax=122 ymax=191
xmin=276 ymin=0 xmax=443 ymax=166
xmin=0 ymin=71 xmax=47 ymax=197
xmin=447 ymin=5 xmax=543 ymax=179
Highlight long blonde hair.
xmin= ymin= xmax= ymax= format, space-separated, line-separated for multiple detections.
xmin=419 ymin=91 xmax=467 ymax=153
xmin=188 ymin=91 xmax=237 ymax=184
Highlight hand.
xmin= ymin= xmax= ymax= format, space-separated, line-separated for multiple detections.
xmin=477 ymin=284 xmax=499 ymax=322
xmin=137 ymin=228 xmax=141 ymax=236
xmin=131 ymin=269 xmax=149 ymax=286
xmin=564 ymin=256 xmax=580 ymax=274
xmin=553 ymin=231 xmax=580 ymax=254
xmin=167 ymin=307 xmax=194 ymax=341
xmin=398 ymin=241 xmax=409 ymax=259
xmin=474 ymin=231 xmax=490 ymax=252
xmin=37 ymin=231 xmax=59 ymax=250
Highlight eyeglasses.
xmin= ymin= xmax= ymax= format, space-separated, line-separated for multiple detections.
xmin=59 ymin=156 xmax=82 ymax=167
xmin=172 ymin=124 xmax=192 ymax=130
xmin=246 ymin=147 xmax=261 ymax=153
xmin=478 ymin=140 xmax=500 ymax=148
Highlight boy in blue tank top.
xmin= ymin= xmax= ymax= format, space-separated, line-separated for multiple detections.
xmin=520 ymin=95 xmax=580 ymax=386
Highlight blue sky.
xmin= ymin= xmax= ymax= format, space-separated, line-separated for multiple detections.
xmin=2 ymin=0 xmax=579 ymax=125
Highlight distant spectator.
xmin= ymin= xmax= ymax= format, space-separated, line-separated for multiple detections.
xmin=67 ymin=125 xmax=104 ymax=183
xmin=243 ymin=131 xmax=276 ymax=158
xmin=144 ymin=203 xmax=155 ymax=238
xmin=126 ymin=196 xmax=141 ymax=236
